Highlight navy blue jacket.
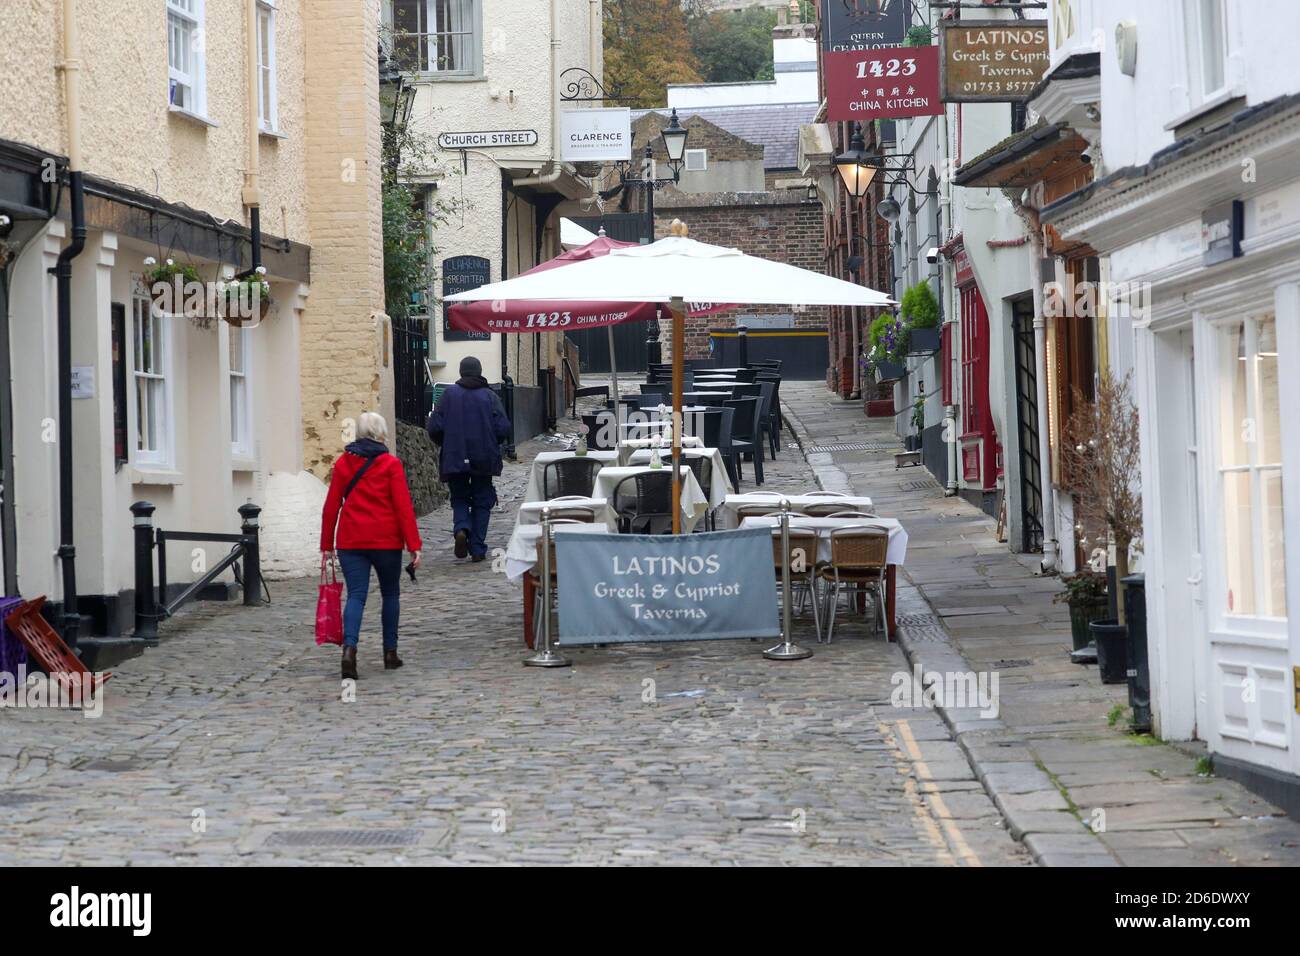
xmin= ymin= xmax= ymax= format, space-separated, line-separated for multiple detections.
xmin=427 ymin=376 xmax=512 ymax=480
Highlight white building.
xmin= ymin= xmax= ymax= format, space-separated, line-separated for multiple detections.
xmin=1043 ymin=0 xmax=1300 ymax=807
xmin=389 ymin=0 xmax=605 ymax=436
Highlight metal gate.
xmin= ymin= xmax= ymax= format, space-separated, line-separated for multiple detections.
xmin=563 ymin=213 xmax=653 ymax=374
xmin=393 ymin=313 xmax=431 ymax=425
xmin=1012 ymin=300 xmax=1044 ymax=553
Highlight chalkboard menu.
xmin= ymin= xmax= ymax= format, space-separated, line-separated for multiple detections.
xmin=442 ymin=254 xmax=491 ymax=342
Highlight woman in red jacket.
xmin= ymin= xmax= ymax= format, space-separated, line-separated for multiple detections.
xmin=320 ymin=412 xmax=422 ymax=680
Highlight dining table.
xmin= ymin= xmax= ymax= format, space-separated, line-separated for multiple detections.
xmin=626 ymin=446 xmax=733 ymax=504
xmin=715 ymin=493 xmax=877 ymax=529
xmin=522 ymin=449 xmax=617 ymax=502
xmin=591 ymin=464 xmax=709 ymax=532
xmin=739 ymin=513 xmax=908 ymax=639
xmin=615 ymin=434 xmax=704 ymax=464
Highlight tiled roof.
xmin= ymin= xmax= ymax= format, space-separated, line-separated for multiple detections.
xmin=632 ymin=102 xmax=819 ymax=170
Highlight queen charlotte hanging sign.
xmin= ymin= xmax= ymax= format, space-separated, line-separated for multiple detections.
xmin=825 ymin=45 xmax=943 ymax=121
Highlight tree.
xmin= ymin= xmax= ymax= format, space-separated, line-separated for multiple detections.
xmin=688 ymin=6 xmax=778 ymax=84
xmin=1062 ymin=370 xmax=1143 ymax=617
xmin=382 ymin=122 xmax=453 ymax=325
xmin=604 ymin=0 xmax=702 ymax=106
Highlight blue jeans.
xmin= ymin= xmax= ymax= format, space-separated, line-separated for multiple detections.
xmin=448 ymin=474 xmax=497 ymax=558
xmin=337 ymin=549 xmax=403 ymax=649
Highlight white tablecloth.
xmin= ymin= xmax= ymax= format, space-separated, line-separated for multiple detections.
xmin=716 ymin=493 xmax=876 ymax=529
xmin=616 ymin=434 xmax=704 ymax=464
xmin=592 ymin=465 xmax=709 ymax=533
xmin=523 ymin=450 xmax=618 ymax=502
xmin=505 ymin=523 xmax=612 ymax=582
xmin=627 ymin=447 xmax=732 ymax=505
xmin=739 ymin=515 xmax=908 ymax=566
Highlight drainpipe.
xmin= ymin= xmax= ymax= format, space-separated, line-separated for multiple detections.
xmin=938 ymin=104 xmax=958 ymax=496
xmin=52 ymin=0 xmax=86 ymax=646
xmin=241 ymin=0 xmax=262 ymax=274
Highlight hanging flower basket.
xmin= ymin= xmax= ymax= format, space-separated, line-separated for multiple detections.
xmin=143 ymin=257 xmax=214 ymax=323
xmin=220 ymin=274 xmax=273 ymax=326
xmin=907 ymin=327 xmax=941 ymax=354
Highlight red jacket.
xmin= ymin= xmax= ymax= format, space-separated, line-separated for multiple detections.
xmin=320 ymin=446 xmax=423 ymax=552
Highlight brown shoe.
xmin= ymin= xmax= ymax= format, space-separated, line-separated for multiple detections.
xmin=453 ymin=529 xmax=469 ymax=559
xmin=341 ymin=645 xmax=358 ymax=680
xmin=384 ymin=648 xmax=404 ymax=670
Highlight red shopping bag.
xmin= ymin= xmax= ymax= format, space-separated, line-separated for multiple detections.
xmin=315 ymin=556 xmax=344 ymax=646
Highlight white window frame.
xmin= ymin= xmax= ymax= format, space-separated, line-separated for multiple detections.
xmin=1183 ymin=0 xmax=1230 ymax=107
xmin=388 ymin=0 xmax=483 ymax=79
xmin=685 ymin=148 xmax=708 ymax=172
xmin=256 ymin=0 xmax=278 ymax=133
xmin=228 ymin=324 xmax=254 ymax=461
xmin=168 ymin=0 xmax=208 ymax=118
xmin=1210 ymin=313 xmax=1286 ymax=624
xmin=131 ymin=295 xmax=173 ymax=469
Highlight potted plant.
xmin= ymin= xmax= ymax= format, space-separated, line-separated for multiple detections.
xmin=221 ymin=267 xmax=272 ymax=325
xmin=867 ymin=314 xmax=907 ymax=381
xmin=1062 ymin=370 xmax=1143 ymax=685
xmin=143 ymin=256 xmax=212 ymax=325
xmin=902 ymin=281 xmax=942 ymax=354
xmin=1053 ymin=571 xmax=1109 ymax=653
xmin=907 ymin=391 xmax=925 ymax=450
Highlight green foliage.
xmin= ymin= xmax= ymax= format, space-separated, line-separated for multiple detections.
xmin=605 ymin=0 xmax=702 ymax=106
xmin=900 ymin=281 xmax=941 ymax=329
xmin=142 ymin=258 xmax=202 ymax=289
xmin=382 ymin=123 xmax=453 ymax=325
xmin=905 ymin=24 xmax=933 ymax=47
xmin=911 ymin=392 xmax=925 ymax=434
xmin=1195 ymin=756 xmax=1214 ymax=776
xmin=1106 ymin=704 xmax=1126 ymax=727
xmin=688 ymin=7 xmax=777 ymax=84
xmin=1053 ymin=571 xmax=1108 ymax=606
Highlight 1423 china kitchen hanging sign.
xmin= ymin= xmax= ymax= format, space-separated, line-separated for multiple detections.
xmin=825 ymin=45 xmax=943 ymax=121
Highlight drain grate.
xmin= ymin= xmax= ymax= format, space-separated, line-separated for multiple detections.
xmin=808 ymin=442 xmax=890 ymax=453
xmin=898 ymin=478 xmax=942 ymax=493
xmin=989 ymin=658 xmax=1033 ymax=669
xmin=264 ymin=828 xmax=423 ymax=849
xmin=896 ymin=613 xmax=939 ymax=627
xmin=0 ymin=792 xmax=47 ymax=807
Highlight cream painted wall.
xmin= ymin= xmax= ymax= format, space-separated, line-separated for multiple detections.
xmin=401 ymin=0 xmax=601 ymax=394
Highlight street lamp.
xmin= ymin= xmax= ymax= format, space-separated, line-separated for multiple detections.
xmin=660 ymin=108 xmax=689 ymax=169
xmin=834 ymin=122 xmax=878 ymax=198
xmin=877 ymin=196 xmax=902 ymax=223
xmin=378 ymin=45 xmax=414 ymax=129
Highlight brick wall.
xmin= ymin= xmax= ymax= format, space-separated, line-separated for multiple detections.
xmin=650 ymin=192 xmax=829 ymax=360
xmin=300 ymin=0 xmax=390 ymax=478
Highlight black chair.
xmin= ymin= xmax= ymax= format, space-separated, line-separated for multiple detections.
xmin=542 ymin=456 xmax=598 ymax=499
xmin=640 ymin=383 xmax=668 ymax=399
xmin=756 ymin=380 xmax=779 ymax=458
xmin=752 ymin=360 xmax=782 ymax=372
xmin=725 ymin=397 xmax=764 ymax=486
xmin=580 ymin=412 xmax=618 ymax=451
xmin=730 ymin=368 xmax=758 ymax=383
xmin=731 ymin=383 xmax=761 ymax=400
xmin=757 ymin=373 xmax=782 ymax=443
xmin=691 ymin=407 xmax=738 ymax=488
xmin=613 ymin=471 xmax=673 ymax=534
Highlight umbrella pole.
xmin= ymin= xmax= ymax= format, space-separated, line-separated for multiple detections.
xmin=671 ymin=296 xmax=684 ymax=534
xmin=606 ymin=325 xmax=620 ymax=404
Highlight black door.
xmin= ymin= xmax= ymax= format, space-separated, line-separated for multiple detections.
xmin=564 ymin=213 xmax=653 ymax=374
xmin=1012 ymin=298 xmax=1044 ymax=553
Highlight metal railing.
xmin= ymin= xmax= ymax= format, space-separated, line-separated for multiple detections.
xmin=130 ymin=501 xmax=264 ymax=640
xmin=393 ymin=313 xmax=431 ymax=426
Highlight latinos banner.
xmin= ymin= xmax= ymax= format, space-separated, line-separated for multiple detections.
xmin=555 ymin=528 xmax=781 ymax=644
xmin=825 ymin=44 xmax=943 ymax=122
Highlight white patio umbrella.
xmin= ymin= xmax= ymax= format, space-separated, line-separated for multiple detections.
xmin=559 ymin=217 xmax=600 ymax=249
xmin=447 ymin=221 xmax=895 ymax=532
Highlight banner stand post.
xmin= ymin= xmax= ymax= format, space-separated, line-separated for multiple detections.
xmin=524 ymin=508 xmax=571 ymax=668
xmin=764 ymin=501 xmax=812 ymax=661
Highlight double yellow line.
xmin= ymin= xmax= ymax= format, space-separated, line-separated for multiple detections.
xmin=889 ymin=718 xmax=983 ymax=867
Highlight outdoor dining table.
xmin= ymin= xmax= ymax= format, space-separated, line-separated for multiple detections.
xmin=506 ymin=523 xmax=613 ymax=649
xmin=739 ymin=514 xmax=908 ymax=639
xmin=592 ymin=464 xmax=709 ymax=531
xmin=616 ymin=434 xmax=704 ymax=465
xmin=516 ymin=496 xmax=619 ymax=530
xmin=522 ymin=449 xmax=617 ymax=502
xmin=715 ymin=493 xmax=876 ymax=529
xmin=627 ymin=446 xmax=733 ymax=504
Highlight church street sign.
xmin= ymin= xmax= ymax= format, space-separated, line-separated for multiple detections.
xmin=437 ymin=129 xmax=539 ymax=149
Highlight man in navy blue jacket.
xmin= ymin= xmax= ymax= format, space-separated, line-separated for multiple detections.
xmin=427 ymin=356 xmax=513 ymax=562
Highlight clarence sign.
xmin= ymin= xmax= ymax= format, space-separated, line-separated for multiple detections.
xmin=939 ymin=20 xmax=1049 ymax=102
xmin=825 ymin=45 xmax=943 ymax=121
xmin=555 ymin=528 xmax=781 ymax=644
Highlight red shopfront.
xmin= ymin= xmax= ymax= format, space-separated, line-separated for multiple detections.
xmin=951 ymin=245 xmax=1001 ymax=500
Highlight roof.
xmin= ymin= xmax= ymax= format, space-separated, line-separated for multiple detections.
xmin=952 ymin=121 xmax=1088 ymax=188
xmin=632 ymin=102 xmax=819 ymax=170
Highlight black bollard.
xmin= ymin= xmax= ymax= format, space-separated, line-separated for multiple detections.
xmin=130 ymin=501 xmax=158 ymax=641
xmin=238 ymin=503 xmax=262 ymax=607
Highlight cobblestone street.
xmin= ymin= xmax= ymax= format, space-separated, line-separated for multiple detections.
xmin=0 ymin=401 xmax=1029 ymax=866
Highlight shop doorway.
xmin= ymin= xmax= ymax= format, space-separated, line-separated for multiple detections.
xmin=1012 ymin=297 xmax=1043 ymax=553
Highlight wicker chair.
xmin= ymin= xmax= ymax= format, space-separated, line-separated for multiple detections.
xmin=772 ymin=528 xmax=822 ymax=641
xmin=542 ymin=456 xmax=599 ymax=499
xmin=539 ymin=496 xmax=598 ymax=523
xmin=817 ymin=525 xmax=890 ymax=643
